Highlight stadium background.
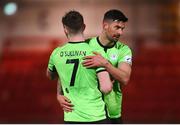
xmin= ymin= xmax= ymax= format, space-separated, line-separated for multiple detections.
xmin=0 ymin=0 xmax=180 ymax=123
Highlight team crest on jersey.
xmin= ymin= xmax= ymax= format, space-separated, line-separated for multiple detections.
xmin=110 ymin=54 xmax=118 ymax=61
xmin=124 ymin=55 xmax=132 ymax=64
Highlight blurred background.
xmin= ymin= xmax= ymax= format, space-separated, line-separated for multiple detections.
xmin=0 ymin=0 xmax=180 ymax=123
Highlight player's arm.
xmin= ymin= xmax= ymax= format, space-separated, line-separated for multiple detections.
xmin=82 ymin=52 xmax=131 ymax=86
xmin=46 ymin=51 xmax=58 ymax=80
xmin=57 ymin=80 xmax=74 ymax=112
xmin=97 ymin=70 xmax=112 ymax=94
xmin=46 ymin=68 xmax=58 ymax=80
xmin=104 ymin=61 xmax=131 ymax=86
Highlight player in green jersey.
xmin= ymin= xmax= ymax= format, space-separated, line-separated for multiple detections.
xmin=46 ymin=10 xmax=112 ymax=123
xmin=82 ymin=9 xmax=132 ymax=124
xmin=56 ymin=9 xmax=132 ymax=124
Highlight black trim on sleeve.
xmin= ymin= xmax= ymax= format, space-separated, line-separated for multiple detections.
xmin=96 ymin=69 xmax=107 ymax=74
xmin=48 ymin=66 xmax=57 ymax=72
xmin=48 ymin=68 xmax=54 ymax=72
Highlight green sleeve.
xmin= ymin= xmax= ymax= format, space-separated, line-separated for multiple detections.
xmin=48 ymin=50 xmax=56 ymax=72
xmin=118 ymin=46 xmax=132 ymax=65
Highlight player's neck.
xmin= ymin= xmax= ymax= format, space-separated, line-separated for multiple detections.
xmin=68 ymin=34 xmax=85 ymax=42
xmin=99 ymin=33 xmax=114 ymax=47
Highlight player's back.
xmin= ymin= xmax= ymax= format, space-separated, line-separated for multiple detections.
xmin=50 ymin=41 xmax=106 ymax=122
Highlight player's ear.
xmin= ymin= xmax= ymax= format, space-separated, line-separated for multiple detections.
xmin=63 ymin=25 xmax=69 ymax=37
xmin=82 ymin=23 xmax=86 ymax=32
xmin=103 ymin=21 xmax=108 ymax=30
xmin=63 ymin=25 xmax=68 ymax=34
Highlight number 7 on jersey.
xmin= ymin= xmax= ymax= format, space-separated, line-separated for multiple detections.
xmin=66 ymin=59 xmax=79 ymax=86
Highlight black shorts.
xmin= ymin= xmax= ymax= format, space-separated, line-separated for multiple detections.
xmin=64 ymin=118 xmax=108 ymax=124
xmin=107 ymin=117 xmax=122 ymax=124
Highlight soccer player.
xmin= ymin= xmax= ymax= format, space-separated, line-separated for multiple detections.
xmin=46 ymin=10 xmax=112 ymax=123
xmin=82 ymin=9 xmax=132 ymax=124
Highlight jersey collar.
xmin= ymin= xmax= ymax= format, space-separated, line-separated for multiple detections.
xmin=96 ymin=37 xmax=116 ymax=49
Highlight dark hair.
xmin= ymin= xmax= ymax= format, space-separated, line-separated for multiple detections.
xmin=62 ymin=10 xmax=84 ymax=33
xmin=103 ymin=9 xmax=128 ymax=22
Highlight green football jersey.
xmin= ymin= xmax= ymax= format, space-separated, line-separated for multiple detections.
xmin=48 ymin=41 xmax=106 ymax=122
xmin=88 ymin=37 xmax=132 ymax=118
